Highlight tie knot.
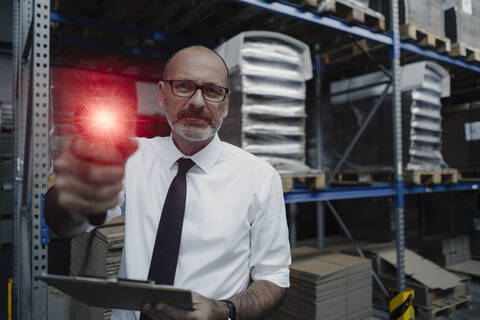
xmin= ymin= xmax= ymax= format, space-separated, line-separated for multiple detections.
xmin=177 ymin=158 xmax=195 ymax=176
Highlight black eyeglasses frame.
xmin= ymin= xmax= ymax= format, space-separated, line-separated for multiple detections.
xmin=161 ymin=79 xmax=229 ymax=103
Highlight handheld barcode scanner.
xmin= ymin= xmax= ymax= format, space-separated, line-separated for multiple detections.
xmin=74 ymin=105 xmax=134 ymax=226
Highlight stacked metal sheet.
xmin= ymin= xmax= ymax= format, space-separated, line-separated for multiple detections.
xmin=70 ymin=216 xmax=124 ymax=320
xmin=270 ymin=253 xmax=372 ymax=320
xmin=419 ymin=234 xmax=471 ymax=267
xmin=327 ymin=61 xmax=450 ymax=172
xmin=216 ymin=31 xmax=313 ymax=173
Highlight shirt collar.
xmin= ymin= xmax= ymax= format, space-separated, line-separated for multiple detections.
xmin=165 ymin=134 xmax=222 ymax=174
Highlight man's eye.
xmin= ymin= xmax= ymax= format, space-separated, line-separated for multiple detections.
xmin=205 ymin=86 xmax=221 ymax=95
xmin=177 ymin=83 xmax=192 ymax=90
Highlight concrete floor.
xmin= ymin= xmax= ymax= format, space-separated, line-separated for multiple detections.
xmin=13 ymin=281 xmax=480 ymax=319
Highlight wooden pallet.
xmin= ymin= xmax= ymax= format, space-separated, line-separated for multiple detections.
xmin=280 ymin=172 xmax=326 ymax=192
xmin=400 ymin=23 xmax=451 ymax=53
xmin=331 ymin=170 xmax=393 ymax=185
xmin=416 ymin=295 xmax=472 ymax=320
xmin=319 ymin=0 xmax=385 ymax=31
xmin=459 ymin=170 xmax=480 ymax=182
xmin=450 ymin=42 xmax=480 ymax=63
xmin=284 ymin=0 xmax=318 ymax=10
xmin=403 ymin=169 xmax=459 ymax=185
xmin=323 ymin=39 xmax=387 ymax=65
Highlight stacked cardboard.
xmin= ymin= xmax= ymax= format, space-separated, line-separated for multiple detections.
xmin=445 ymin=6 xmax=480 ymax=49
xmin=362 ymin=244 xmax=468 ymax=310
xmin=271 ymin=252 xmax=372 ymax=320
xmin=471 ymin=231 xmax=480 ymax=258
xmin=419 ymin=234 xmax=470 ymax=267
xmin=335 ymin=197 xmax=420 ymax=243
xmin=70 ymin=216 xmax=125 ymax=320
xmin=370 ymin=0 xmax=444 ymax=35
xmin=442 ymin=101 xmax=480 ymax=171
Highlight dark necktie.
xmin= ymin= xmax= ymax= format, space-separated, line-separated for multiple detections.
xmin=140 ymin=158 xmax=195 ymax=319
xmin=148 ymin=158 xmax=195 ymax=284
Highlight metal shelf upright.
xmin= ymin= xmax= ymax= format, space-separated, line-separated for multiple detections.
xmin=12 ymin=0 xmax=51 ymax=319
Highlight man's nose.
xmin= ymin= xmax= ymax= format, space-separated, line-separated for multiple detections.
xmin=189 ymin=88 xmax=206 ymax=108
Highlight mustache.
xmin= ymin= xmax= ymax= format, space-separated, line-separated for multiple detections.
xmin=177 ymin=108 xmax=211 ymax=121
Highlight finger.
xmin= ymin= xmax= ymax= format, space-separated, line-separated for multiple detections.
xmin=55 ymin=175 xmax=123 ymax=203
xmin=141 ymin=307 xmax=171 ymax=320
xmin=54 ymin=156 xmax=125 ymax=186
xmin=156 ymin=303 xmax=193 ymax=320
xmin=71 ymin=136 xmax=135 ymax=165
xmin=57 ymin=191 xmax=119 ymax=215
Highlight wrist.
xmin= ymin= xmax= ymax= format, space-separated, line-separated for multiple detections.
xmin=214 ymin=299 xmax=230 ymax=320
xmin=221 ymin=299 xmax=236 ymax=320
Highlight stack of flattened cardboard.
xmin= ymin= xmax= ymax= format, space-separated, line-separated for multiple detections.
xmin=363 ymin=243 xmax=469 ymax=311
xmin=419 ymin=234 xmax=470 ymax=267
xmin=70 ymin=216 xmax=125 ymax=320
xmin=271 ymin=252 xmax=372 ymax=320
xmin=471 ymin=230 xmax=480 ymax=258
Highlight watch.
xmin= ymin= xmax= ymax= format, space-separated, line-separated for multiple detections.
xmin=222 ymin=299 xmax=236 ymax=320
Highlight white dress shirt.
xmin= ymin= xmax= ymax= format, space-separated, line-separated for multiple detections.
xmin=109 ymin=134 xmax=291 ymax=320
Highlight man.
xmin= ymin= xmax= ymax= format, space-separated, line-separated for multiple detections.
xmin=45 ymin=45 xmax=291 ymax=320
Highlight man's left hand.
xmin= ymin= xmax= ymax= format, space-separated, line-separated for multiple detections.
xmin=142 ymin=292 xmax=229 ymax=320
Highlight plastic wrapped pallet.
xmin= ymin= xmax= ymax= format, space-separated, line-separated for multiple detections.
xmin=216 ymin=31 xmax=313 ymax=173
xmin=442 ymin=101 xmax=480 ymax=171
xmin=326 ymin=61 xmax=450 ymax=172
xmin=445 ymin=5 xmax=480 ymax=48
xmin=370 ymin=0 xmax=444 ymax=35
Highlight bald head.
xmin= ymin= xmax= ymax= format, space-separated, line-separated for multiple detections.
xmin=163 ymin=46 xmax=229 ymax=87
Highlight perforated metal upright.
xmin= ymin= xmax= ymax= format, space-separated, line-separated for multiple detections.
xmin=12 ymin=0 xmax=51 ymax=319
xmin=390 ymin=0 xmax=406 ymax=291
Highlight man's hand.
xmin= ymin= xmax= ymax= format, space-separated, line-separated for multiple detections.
xmin=141 ymin=292 xmax=229 ymax=320
xmin=44 ymin=136 xmax=138 ymax=237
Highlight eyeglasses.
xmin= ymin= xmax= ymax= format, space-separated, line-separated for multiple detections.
xmin=162 ymin=80 xmax=229 ymax=102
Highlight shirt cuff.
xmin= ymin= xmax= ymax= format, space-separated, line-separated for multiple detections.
xmin=251 ymin=266 xmax=290 ymax=288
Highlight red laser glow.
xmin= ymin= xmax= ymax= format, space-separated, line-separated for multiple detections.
xmin=75 ymin=104 xmax=132 ymax=146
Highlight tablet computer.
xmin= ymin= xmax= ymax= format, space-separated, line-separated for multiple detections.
xmin=37 ymin=273 xmax=193 ymax=311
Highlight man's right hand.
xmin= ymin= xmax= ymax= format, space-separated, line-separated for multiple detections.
xmin=45 ymin=136 xmax=138 ymax=237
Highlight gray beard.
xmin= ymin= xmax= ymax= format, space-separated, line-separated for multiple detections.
xmin=168 ymin=116 xmax=223 ymax=142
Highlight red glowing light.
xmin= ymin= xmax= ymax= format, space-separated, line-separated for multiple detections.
xmin=91 ymin=109 xmax=117 ymax=133
xmin=75 ymin=104 xmax=132 ymax=146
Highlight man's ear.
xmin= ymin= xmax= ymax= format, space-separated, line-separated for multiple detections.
xmin=158 ymin=81 xmax=166 ymax=112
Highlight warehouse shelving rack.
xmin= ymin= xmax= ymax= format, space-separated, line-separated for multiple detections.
xmin=11 ymin=0 xmax=480 ymax=319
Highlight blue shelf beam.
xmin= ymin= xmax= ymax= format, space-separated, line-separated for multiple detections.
xmin=234 ymin=0 xmax=480 ymax=72
xmin=284 ymin=182 xmax=480 ymax=203
xmin=50 ymin=11 xmax=212 ymax=47
xmin=234 ymin=0 xmax=392 ymax=45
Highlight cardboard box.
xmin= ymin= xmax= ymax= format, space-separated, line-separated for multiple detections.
xmin=271 ymin=253 xmax=372 ymax=320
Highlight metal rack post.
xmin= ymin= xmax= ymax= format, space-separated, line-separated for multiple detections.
xmin=390 ymin=0 xmax=406 ymax=292
xmin=12 ymin=0 xmax=51 ymax=319
xmin=12 ymin=1 xmax=33 ymax=319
